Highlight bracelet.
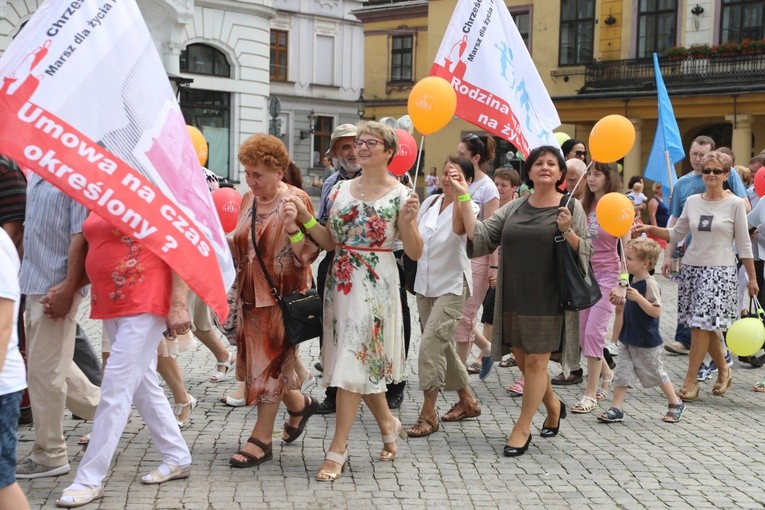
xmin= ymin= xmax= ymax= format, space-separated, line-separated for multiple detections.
xmin=288 ymin=230 xmax=304 ymax=244
xmin=563 ymin=227 xmax=573 ymax=236
xmin=619 ymin=273 xmax=629 ymax=281
xmin=303 ymin=216 xmax=318 ymax=229
xmin=458 ymin=193 xmax=471 ymax=202
xmin=618 ymin=280 xmax=629 ymax=288
xmin=489 ymin=265 xmax=498 ymax=269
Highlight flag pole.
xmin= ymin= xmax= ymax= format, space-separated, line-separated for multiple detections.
xmin=664 ymin=148 xmax=674 ymax=194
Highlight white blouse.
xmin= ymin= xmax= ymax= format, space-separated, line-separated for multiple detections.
xmin=414 ymin=194 xmax=478 ymax=298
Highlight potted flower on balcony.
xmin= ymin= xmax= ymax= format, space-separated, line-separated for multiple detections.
xmin=687 ymin=44 xmax=711 ymax=59
xmin=665 ymin=45 xmax=688 ymax=61
xmin=711 ymin=40 xmax=741 ymax=57
xmin=741 ymin=39 xmax=765 ymax=55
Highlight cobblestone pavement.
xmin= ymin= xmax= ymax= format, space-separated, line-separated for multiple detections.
xmin=16 ymin=267 xmax=765 ymax=509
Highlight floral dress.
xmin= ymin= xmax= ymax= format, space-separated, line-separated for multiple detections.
xmin=322 ymin=180 xmax=409 ymax=394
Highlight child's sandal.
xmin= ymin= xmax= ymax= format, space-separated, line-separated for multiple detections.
xmin=661 ymin=402 xmax=685 ymax=423
xmin=596 ymin=407 xmax=624 ymax=423
xmin=596 ymin=377 xmax=613 ymax=401
xmin=571 ymin=396 xmax=598 ymax=414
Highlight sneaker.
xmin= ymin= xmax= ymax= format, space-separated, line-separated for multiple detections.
xmin=16 ymin=458 xmax=70 ymax=479
xmin=664 ymin=341 xmax=690 ymax=355
xmin=708 ymin=360 xmax=718 ymax=375
xmin=708 ymin=352 xmax=733 ymax=374
xmin=604 ymin=342 xmax=619 ymax=356
xmin=697 ymin=363 xmax=711 ymax=382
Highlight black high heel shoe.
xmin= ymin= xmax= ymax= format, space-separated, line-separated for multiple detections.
xmin=540 ymin=400 xmax=566 ymax=438
xmin=503 ymin=434 xmax=531 ymax=457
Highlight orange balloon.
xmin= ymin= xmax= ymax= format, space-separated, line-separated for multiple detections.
xmin=187 ymin=125 xmax=208 ymax=166
xmin=595 ymin=192 xmax=635 ymax=238
xmin=589 ymin=115 xmax=635 ymax=163
xmin=407 ymin=76 xmax=457 ymax=136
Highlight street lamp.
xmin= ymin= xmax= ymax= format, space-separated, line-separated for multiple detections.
xmin=300 ymin=110 xmax=317 ymax=140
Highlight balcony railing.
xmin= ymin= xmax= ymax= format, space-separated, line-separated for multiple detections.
xmin=581 ymin=54 xmax=765 ymax=93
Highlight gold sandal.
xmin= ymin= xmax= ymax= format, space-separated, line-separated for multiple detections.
xmin=379 ymin=417 xmax=406 ymax=461
xmin=316 ymin=450 xmax=348 ymax=482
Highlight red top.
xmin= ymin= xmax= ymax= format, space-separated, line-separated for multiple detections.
xmin=83 ymin=213 xmax=171 ymax=319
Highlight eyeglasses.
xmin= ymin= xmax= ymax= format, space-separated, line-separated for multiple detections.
xmin=353 ymin=139 xmax=382 ymax=149
xmin=575 ymin=150 xmax=587 ymax=158
xmin=701 ymin=167 xmax=726 ymax=175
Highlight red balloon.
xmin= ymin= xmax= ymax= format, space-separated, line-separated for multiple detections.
xmin=213 ymin=187 xmax=242 ymax=233
xmin=755 ymin=166 xmax=765 ymax=197
xmin=388 ymin=128 xmax=417 ymax=176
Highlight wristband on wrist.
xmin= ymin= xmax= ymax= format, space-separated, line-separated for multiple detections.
xmin=563 ymin=227 xmax=573 ymax=236
xmin=303 ymin=216 xmax=318 ymax=229
xmin=489 ymin=265 xmax=498 ymax=269
xmin=458 ymin=193 xmax=471 ymax=202
xmin=619 ymin=273 xmax=629 ymax=281
xmin=288 ymin=230 xmax=304 ymax=244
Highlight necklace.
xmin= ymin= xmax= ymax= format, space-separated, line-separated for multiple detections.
xmin=257 ymin=184 xmax=282 ymax=204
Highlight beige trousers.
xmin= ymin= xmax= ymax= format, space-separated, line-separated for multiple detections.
xmin=25 ymin=294 xmax=100 ymax=466
xmin=416 ymin=282 xmax=470 ymax=392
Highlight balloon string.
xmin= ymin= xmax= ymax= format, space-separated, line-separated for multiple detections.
xmin=564 ymin=160 xmax=593 ymax=209
xmin=618 ymin=237 xmax=628 ymax=285
xmin=412 ymin=135 xmax=425 ymax=196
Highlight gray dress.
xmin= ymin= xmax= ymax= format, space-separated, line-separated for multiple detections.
xmin=467 ymin=195 xmax=592 ymax=360
xmin=501 ymin=200 xmax=563 ymax=354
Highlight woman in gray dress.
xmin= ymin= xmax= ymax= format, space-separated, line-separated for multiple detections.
xmin=450 ymin=145 xmax=592 ymax=457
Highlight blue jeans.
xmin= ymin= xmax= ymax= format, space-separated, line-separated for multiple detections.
xmin=675 ymin=323 xmax=691 ymax=349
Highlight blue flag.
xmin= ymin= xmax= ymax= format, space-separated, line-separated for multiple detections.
xmin=643 ymin=53 xmax=685 ymax=197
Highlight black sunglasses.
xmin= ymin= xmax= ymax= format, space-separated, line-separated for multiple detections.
xmin=701 ymin=168 xmax=726 ymax=175
xmin=575 ymin=150 xmax=587 ymax=157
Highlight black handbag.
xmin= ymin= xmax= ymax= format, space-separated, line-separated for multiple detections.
xmin=555 ymin=196 xmax=601 ymax=311
xmin=250 ymin=201 xmax=323 ymax=346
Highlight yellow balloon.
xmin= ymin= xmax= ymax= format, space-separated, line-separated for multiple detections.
xmin=187 ymin=125 xmax=208 ymax=166
xmin=407 ymin=76 xmax=457 ymax=136
xmin=595 ymin=192 xmax=634 ymax=238
xmin=589 ymin=115 xmax=635 ymax=163
xmin=554 ymin=132 xmax=570 ymax=146
xmin=726 ymin=317 xmax=765 ymax=357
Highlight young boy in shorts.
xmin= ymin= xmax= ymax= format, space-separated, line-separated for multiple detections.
xmin=598 ymin=237 xmax=685 ymax=424
xmin=0 ymin=229 xmax=30 ymax=509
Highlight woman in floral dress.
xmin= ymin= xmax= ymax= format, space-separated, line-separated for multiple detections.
xmin=287 ymin=121 xmax=422 ymax=481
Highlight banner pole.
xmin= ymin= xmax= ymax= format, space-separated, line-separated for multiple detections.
xmin=412 ymin=135 xmax=425 ymax=196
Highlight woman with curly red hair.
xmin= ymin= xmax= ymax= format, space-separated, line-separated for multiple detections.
xmin=226 ymin=134 xmax=321 ymax=468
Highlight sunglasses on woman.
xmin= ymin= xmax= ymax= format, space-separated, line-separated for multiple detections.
xmin=701 ymin=167 xmax=726 ymax=175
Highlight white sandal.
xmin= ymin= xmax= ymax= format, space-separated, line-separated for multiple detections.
xmin=174 ymin=394 xmax=197 ymax=429
xmin=596 ymin=377 xmax=613 ymax=401
xmin=141 ymin=463 xmax=191 ymax=485
xmin=571 ymin=395 xmax=598 ymax=414
xmin=56 ymin=484 xmax=104 ymax=508
xmin=209 ymin=352 xmax=236 ymax=382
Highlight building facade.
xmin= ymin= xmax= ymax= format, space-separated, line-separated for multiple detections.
xmin=267 ymin=0 xmax=365 ymax=182
xmin=356 ymin=0 xmax=765 ymax=189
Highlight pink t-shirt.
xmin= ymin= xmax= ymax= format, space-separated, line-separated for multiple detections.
xmin=83 ymin=213 xmax=172 ymax=319
xmin=587 ymin=209 xmax=620 ymax=274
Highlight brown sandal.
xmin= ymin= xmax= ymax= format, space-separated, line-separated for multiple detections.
xmin=282 ymin=395 xmax=318 ymax=444
xmin=440 ymin=400 xmax=481 ymax=422
xmin=229 ymin=437 xmax=272 ymax=468
xmin=406 ymin=416 xmax=440 ymax=438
